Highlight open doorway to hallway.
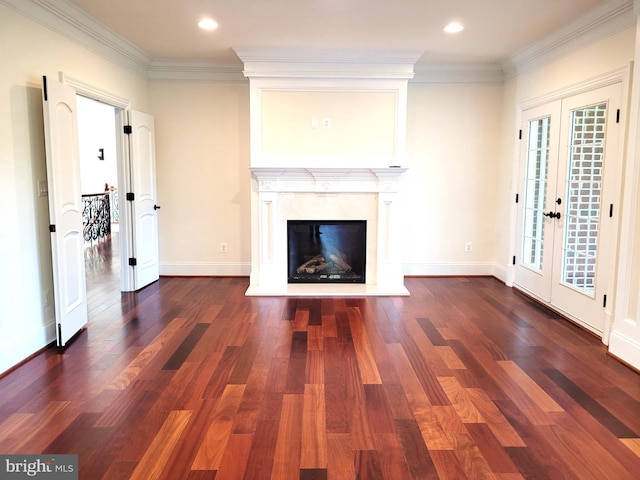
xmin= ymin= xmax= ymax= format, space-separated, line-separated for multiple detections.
xmin=76 ymin=95 xmax=121 ymax=308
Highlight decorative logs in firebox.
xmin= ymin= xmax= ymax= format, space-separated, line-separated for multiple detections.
xmin=296 ymin=248 xmax=352 ymax=275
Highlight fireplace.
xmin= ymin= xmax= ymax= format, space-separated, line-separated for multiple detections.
xmin=237 ymin=48 xmax=418 ymax=296
xmin=245 ymin=167 xmax=409 ymax=296
xmin=288 ymin=220 xmax=366 ymax=283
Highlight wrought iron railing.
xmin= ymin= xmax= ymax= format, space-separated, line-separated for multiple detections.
xmin=82 ymin=193 xmax=111 ymax=242
xmin=110 ymin=189 xmax=119 ymax=223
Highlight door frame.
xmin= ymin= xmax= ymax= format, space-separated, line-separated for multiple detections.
xmin=59 ymin=71 xmax=137 ymax=292
xmin=508 ymin=65 xmax=631 ymax=344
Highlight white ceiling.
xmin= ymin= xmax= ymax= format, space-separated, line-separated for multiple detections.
xmin=66 ymin=0 xmax=609 ymax=65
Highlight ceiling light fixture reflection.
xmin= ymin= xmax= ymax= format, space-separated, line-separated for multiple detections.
xmin=443 ymin=22 xmax=464 ymax=33
xmin=197 ymin=18 xmax=219 ymax=30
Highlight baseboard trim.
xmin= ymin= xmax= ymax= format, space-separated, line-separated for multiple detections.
xmin=160 ymin=262 xmax=251 ymax=276
xmin=608 ymin=328 xmax=640 ymax=371
xmin=0 ymin=321 xmax=56 ymax=377
xmin=403 ymin=262 xmax=506 ymax=280
xmin=161 ymin=261 xmax=508 ymax=281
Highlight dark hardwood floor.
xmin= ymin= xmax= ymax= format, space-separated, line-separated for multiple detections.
xmin=1 ymin=238 xmax=639 ymax=479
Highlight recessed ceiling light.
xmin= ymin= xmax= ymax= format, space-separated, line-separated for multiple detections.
xmin=197 ymin=18 xmax=218 ymax=31
xmin=444 ymin=22 xmax=464 ymax=34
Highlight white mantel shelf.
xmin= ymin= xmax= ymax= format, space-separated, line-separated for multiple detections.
xmin=250 ymin=167 xmax=408 ymax=193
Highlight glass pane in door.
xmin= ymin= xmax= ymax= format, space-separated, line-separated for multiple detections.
xmin=521 ymin=116 xmax=551 ymax=271
xmin=561 ymin=103 xmax=606 ymax=295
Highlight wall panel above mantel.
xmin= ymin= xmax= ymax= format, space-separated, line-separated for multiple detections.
xmin=235 ymin=48 xmax=420 ymax=169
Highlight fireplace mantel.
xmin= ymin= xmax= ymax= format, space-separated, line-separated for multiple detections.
xmin=240 ymin=49 xmax=416 ymax=296
xmin=249 ymin=167 xmax=407 ymax=193
xmin=246 ymin=166 xmax=409 ymax=296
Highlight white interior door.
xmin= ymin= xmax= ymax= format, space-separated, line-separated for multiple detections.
xmin=515 ymin=84 xmax=622 ymax=336
xmin=126 ymin=110 xmax=160 ymax=290
xmin=42 ymin=76 xmax=88 ymax=346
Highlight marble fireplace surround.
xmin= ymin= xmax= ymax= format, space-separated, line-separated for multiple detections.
xmin=245 ymin=167 xmax=409 ymax=296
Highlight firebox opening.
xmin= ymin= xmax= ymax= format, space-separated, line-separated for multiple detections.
xmin=287 ymin=220 xmax=366 ymax=284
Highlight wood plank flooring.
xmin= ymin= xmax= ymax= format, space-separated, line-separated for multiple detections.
xmin=1 ymin=249 xmax=639 ymax=478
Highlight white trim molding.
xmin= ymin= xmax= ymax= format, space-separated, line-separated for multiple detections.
xmin=505 ymin=0 xmax=635 ymax=77
xmin=403 ymin=262 xmax=504 ymax=279
xmin=0 ymin=0 xmax=151 ymax=77
xmin=234 ymin=48 xmax=422 ymax=80
xmin=59 ymin=71 xmax=132 ymax=109
xmin=609 ymin=321 xmax=640 ymax=370
xmin=160 ymin=262 xmax=251 ymax=277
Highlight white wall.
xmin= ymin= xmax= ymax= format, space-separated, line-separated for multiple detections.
xmin=608 ymin=20 xmax=640 ymax=370
xmin=77 ymin=96 xmax=118 ymax=194
xmin=0 ymin=3 xmax=148 ymax=374
xmin=148 ymin=81 xmax=251 ymax=275
xmin=403 ymin=83 xmax=504 ymax=277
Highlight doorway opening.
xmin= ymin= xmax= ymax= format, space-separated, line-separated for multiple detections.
xmin=76 ymin=95 xmax=121 ymax=302
xmin=514 ymin=82 xmax=623 ymax=337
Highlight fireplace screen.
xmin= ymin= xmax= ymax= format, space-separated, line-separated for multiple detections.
xmin=287 ymin=220 xmax=366 ymax=283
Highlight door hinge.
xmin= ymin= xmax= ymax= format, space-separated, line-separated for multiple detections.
xmin=609 ymin=204 xmax=614 ymax=218
xmin=42 ymin=75 xmax=48 ymax=101
xmin=49 ymin=224 xmax=56 ymax=233
xmin=124 ymin=125 xmax=132 ymax=135
xmin=129 ymin=257 xmax=137 ymax=266
xmin=515 ymin=193 xmax=519 ymax=203
xmin=512 ymin=255 xmax=516 ymax=265
xmin=518 ymin=129 xmax=522 ymax=140
xmin=603 ymin=294 xmax=607 ymax=308
xmin=126 ymin=192 xmax=135 ymax=201
xmin=616 ymin=109 xmax=620 ymax=124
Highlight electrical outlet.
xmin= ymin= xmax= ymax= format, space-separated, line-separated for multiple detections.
xmin=322 ymin=118 xmax=331 ymax=129
xmin=219 ymin=242 xmax=228 ymax=253
xmin=465 ymin=242 xmax=472 ymax=253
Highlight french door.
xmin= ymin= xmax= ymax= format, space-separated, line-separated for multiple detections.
xmin=514 ymin=84 xmax=622 ymax=336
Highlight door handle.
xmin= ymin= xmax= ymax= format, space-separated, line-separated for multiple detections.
xmin=543 ymin=211 xmax=561 ymax=219
xmin=153 ymin=205 xmax=161 ymax=210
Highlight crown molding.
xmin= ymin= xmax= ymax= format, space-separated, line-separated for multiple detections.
xmin=0 ymin=0 xmax=151 ymax=77
xmin=148 ymin=60 xmax=247 ymax=83
xmin=234 ymin=48 xmax=422 ymax=80
xmin=411 ymin=63 xmax=504 ymax=85
xmin=504 ymin=0 xmax=635 ymax=78
xmin=233 ymin=48 xmax=424 ymax=65
xmin=2 ymin=0 xmax=636 ymax=85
